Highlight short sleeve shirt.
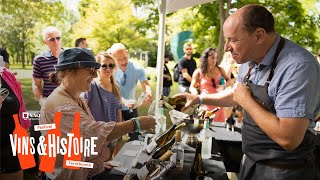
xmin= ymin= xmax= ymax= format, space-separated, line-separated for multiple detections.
xmin=82 ymin=81 xmax=121 ymax=122
xmin=237 ymin=35 xmax=320 ymax=125
xmin=32 ymin=50 xmax=60 ymax=97
xmin=115 ymin=60 xmax=147 ymax=110
xmin=178 ymin=57 xmax=197 ymax=86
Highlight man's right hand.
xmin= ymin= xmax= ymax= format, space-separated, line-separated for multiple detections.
xmin=172 ymin=93 xmax=200 ymax=112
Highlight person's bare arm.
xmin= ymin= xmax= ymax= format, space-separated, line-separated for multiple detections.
xmin=32 ymin=77 xmax=44 ymax=101
xmin=233 ymin=83 xmax=309 ymax=150
xmin=181 ymin=68 xmax=192 ymax=82
xmin=106 ymin=116 xmax=156 ymax=141
xmin=117 ymin=109 xmax=122 ymax=122
xmin=189 ymin=69 xmax=200 ymax=95
xmin=173 ymin=87 xmax=237 ymax=112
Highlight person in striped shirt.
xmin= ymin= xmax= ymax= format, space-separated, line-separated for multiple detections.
xmin=32 ymin=26 xmax=62 ymax=106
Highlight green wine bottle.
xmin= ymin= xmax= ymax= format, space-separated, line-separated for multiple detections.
xmin=151 ymin=136 xmax=176 ymax=159
xmin=161 ymin=95 xmax=186 ymax=111
xmin=145 ymin=124 xmax=177 ymax=154
xmin=190 ymin=142 xmax=205 ymax=179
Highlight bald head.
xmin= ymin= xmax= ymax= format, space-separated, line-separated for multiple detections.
xmin=223 ymin=4 xmax=277 ymax=64
xmin=110 ymin=43 xmax=127 ymax=54
xmin=110 ymin=43 xmax=129 ymax=71
xmin=231 ymin=4 xmax=275 ymax=34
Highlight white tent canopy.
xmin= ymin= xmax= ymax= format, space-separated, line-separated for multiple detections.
xmin=154 ymin=0 xmax=213 ymax=109
xmin=166 ymin=0 xmax=214 ymax=14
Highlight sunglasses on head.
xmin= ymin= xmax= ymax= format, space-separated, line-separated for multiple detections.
xmin=101 ymin=63 xmax=115 ymax=70
xmin=48 ymin=37 xmax=61 ymax=42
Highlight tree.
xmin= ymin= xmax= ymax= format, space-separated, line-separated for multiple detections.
xmin=73 ymin=0 xmax=151 ymax=54
xmin=0 ymin=0 xmax=70 ymax=68
xmin=131 ymin=0 xmax=320 ymax=62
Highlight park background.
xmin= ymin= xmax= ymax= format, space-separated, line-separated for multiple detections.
xmin=1 ymin=0 xmax=320 ymax=116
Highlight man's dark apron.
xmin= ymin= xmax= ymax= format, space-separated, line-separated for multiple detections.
xmin=239 ymin=37 xmax=320 ymax=180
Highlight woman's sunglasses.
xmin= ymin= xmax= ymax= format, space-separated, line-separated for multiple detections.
xmin=101 ymin=63 xmax=115 ymax=70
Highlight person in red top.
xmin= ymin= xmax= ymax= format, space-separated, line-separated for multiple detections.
xmin=189 ymin=47 xmax=232 ymax=122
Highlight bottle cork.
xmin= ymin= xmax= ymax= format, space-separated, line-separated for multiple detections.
xmin=175 ymin=130 xmax=181 ymax=143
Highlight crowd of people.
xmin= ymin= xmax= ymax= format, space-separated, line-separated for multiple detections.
xmin=0 ymin=3 xmax=319 ymax=180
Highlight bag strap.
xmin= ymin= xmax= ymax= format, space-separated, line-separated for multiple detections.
xmin=94 ymin=81 xmax=106 ymax=118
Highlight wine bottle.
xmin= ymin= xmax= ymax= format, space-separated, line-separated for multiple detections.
xmin=12 ymin=114 xmax=36 ymax=170
xmin=150 ymin=136 xmax=176 ymax=160
xmin=161 ymin=95 xmax=186 ymax=111
xmin=146 ymin=121 xmax=184 ymax=153
xmin=136 ymin=159 xmax=159 ymax=180
xmin=150 ymin=162 xmax=176 ymax=180
xmin=145 ymin=124 xmax=177 ymax=154
xmin=39 ymin=112 xmax=62 ymax=172
xmin=170 ymin=130 xmax=184 ymax=171
xmin=63 ymin=112 xmax=82 ymax=170
xmin=204 ymin=107 xmax=220 ymax=118
xmin=190 ymin=142 xmax=205 ymax=179
xmin=201 ymin=118 xmax=212 ymax=159
xmin=166 ymin=122 xmax=186 ymax=142
xmin=155 ymin=108 xmax=166 ymax=135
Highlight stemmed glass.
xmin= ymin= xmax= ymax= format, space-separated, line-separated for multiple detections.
xmin=148 ymin=100 xmax=163 ymax=135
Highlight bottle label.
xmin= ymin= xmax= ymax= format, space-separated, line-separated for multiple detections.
xmin=145 ymin=140 xmax=157 ymax=154
xmin=170 ymin=152 xmax=177 ymax=163
xmin=137 ymin=165 xmax=149 ymax=179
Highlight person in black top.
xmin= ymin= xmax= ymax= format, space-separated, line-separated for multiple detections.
xmin=178 ymin=43 xmax=197 ymax=93
xmin=0 ymin=68 xmax=31 ymax=180
xmin=163 ymin=55 xmax=172 ymax=96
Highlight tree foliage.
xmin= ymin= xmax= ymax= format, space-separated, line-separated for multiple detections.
xmin=73 ymin=0 xmax=152 ymax=54
xmin=0 ymin=0 xmax=73 ymax=67
xmin=132 ymin=0 xmax=320 ymax=60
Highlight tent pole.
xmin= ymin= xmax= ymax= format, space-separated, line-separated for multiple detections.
xmin=155 ymin=0 xmax=166 ymax=115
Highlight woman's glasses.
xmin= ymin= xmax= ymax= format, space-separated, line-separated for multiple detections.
xmin=86 ymin=68 xmax=96 ymax=76
xmin=101 ymin=63 xmax=115 ymax=70
xmin=48 ymin=37 xmax=61 ymax=42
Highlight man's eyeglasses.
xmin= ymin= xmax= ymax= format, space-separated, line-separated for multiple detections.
xmin=48 ymin=37 xmax=61 ymax=42
xmin=185 ymin=48 xmax=192 ymax=50
xmin=121 ymin=73 xmax=126 ymax=86
xmin=101 ymin=63 xmax=115 ymax=70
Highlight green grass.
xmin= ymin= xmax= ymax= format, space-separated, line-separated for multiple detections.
xmin=10 ymin=64 xmax=33 ymax=70
xmin=19 ymin=77 xmax=179 ymax=126
xmin=20 ymin=78 xmax=41 ymax=111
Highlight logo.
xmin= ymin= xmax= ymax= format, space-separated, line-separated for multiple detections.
xmin=22 ymin=112 xmax=40 ymax=121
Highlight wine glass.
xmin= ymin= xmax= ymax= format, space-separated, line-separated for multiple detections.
xmin=148 ymin=100 xmax=164 ymax=135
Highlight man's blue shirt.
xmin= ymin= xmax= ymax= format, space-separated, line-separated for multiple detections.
xmin=115 ymin=60 xmax=147 ymax=110
xmin=238 ymin=35 xmax=320 ymax=124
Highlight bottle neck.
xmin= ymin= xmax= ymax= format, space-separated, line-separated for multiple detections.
xmin=204 ymin=119 xmax=210 ymax=129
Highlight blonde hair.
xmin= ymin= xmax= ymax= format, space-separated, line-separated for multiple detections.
xmin=95 ymin=53 xmax=121 ymax=100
